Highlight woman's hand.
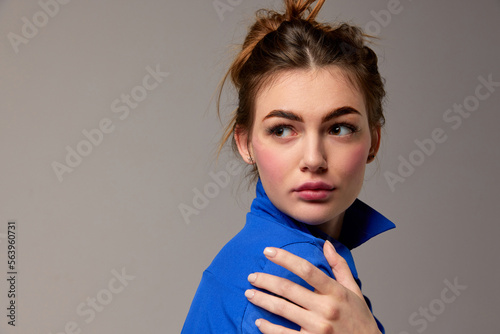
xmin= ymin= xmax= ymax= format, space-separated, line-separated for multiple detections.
xmin=244 ymin=240 xmax=381 ymax=334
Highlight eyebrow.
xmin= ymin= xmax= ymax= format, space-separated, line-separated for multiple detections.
xmin=263 ymin=106 xmax=361 ymax=123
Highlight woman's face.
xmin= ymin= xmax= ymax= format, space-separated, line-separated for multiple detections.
xmin=236 ymin=66 xmax=380 ymax=237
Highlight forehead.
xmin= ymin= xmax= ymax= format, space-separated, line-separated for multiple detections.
xmin=254 ymin=66 xmax=366 ymax=119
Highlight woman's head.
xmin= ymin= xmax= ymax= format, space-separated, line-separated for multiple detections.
xmin=217 ymin=0 xmax=386 ymax=233
xmin=219 ymin=0 xmax=385 ymax=159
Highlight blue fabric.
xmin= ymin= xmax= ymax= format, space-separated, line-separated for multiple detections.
xmin=182 ymin=179 xmax=395 ymax=334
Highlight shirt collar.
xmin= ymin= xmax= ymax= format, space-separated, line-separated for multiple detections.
xmin=251 ymin=179 xmax=395 ymax=250
xmin=339 ymin=198 xmax=395 ymax=249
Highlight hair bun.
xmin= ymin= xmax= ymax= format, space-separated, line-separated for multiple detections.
xmin=233 ymin=0 xmax=325 ymax=88
xmin=284 ymin=0 xmax=326 ymax=22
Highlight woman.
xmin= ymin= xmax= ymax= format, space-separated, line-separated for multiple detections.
xmin=182 ymin=0 xmax=395 ymax=333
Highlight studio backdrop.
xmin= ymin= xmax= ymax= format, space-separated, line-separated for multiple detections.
xmin=0 ymin=0 xmax=499 ymax=333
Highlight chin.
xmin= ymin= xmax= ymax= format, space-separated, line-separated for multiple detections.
xmin=288 ymin=208 xmax=339 ymax=226
xmin=286 ymin=196 xmax=354 ymax=226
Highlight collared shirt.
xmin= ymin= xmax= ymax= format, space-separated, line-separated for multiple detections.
xmin=182 ymin=179 xmax=395 ymax=333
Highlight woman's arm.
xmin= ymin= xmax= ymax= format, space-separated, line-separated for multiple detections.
xmin=244 ymin=241 xmax=382 ymax=334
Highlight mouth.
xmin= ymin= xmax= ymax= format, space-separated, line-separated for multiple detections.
xmin=294 ymin=181 xmax=335 ymax=201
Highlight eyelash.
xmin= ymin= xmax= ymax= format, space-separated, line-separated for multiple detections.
xmin=266 ymin=123 xmax=293 ymax=137
xmin=329 ymin=123 xmax=360 ymax=136
xmin=266 ymin=123 xmax=359 ymax=137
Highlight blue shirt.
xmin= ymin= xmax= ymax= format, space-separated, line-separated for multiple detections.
xmin=182 ymin=179 xmax=395 ymax=333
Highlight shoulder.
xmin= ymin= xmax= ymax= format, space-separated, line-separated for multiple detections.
xmin=208 ymin=219 xmax=329 ymax=278
xmin=240 ymin=241 xmax=333 ymax=332
xmin=261 ymin=241 xmax=333 ymax=290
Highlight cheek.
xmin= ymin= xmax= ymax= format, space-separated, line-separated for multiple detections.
xmin=336 ymin=144 xmax=369 ymax=177
xmin=252 ymin=138 xmax=288 ymax=185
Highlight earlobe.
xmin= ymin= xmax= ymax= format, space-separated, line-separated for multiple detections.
xmin=367 ymin=126 xmax=381 ymax=163
xmin=234 ymin=126 xmax=254 ymax=164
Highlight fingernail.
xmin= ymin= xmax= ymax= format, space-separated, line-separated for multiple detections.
xmin=245 ymin=289 xmax=255 ymax=299
xmin=255 ymin=319 xmax=262 ymax=327
xmin=325 ymin=240 xmax=335 ymax=252
xmin=248 ymin=273 xmax=257 ymax=283
xmin=263 ymin=247 xmax=276 ymax=257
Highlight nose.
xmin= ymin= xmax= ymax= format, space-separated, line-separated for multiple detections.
xmin=299 ymin=134 xmax=328 ymax=173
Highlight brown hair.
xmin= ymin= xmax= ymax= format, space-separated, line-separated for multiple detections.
xmin=217 ymin=0 xmax=385 ymax=178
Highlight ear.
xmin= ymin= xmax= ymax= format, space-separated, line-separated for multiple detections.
xmin=234 ymin=126 xmax=254 ymax=164
xmin=367 ymin=126 xmax=381 ymax=163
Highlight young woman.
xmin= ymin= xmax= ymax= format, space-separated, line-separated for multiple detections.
xmin=182 ymin=0 xmax=395 ymax=333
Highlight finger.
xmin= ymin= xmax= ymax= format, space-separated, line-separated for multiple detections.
xmin=263 ymin=247 xmax=333 ymax=295
xmin=248 ymin=272 xmax=317 ymax=310
xmin=253 ymin=318 xmax=298 ymax=334
xmin=323 ymin=240 xmax=363 ymax=299
xmin=245 ymin=288 xmax=318 ymax=330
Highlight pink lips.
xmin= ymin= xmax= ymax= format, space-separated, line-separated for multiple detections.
xmin=294 ymin=181 xmax=334 ymax=201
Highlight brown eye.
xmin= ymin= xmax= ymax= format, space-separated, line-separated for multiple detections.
xmin=329 ymin=124 xmax=357 ymax=136
xmin=330 ymin=125 xmax=341 ymax=135
xmin=268 ymin=125 xmax=294 ymax=137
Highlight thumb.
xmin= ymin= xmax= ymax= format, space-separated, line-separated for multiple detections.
xmin=323 ymin=240 xmax=363 ymax=299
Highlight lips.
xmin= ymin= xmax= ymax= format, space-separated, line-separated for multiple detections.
xmin=294 ymin=181 xmax=334 ymax=201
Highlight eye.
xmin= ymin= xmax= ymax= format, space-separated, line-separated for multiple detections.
xmin=329 ymin=123 xmax=358 ymax=136
xmin=268 ymin=125 xmax=295 ymax=138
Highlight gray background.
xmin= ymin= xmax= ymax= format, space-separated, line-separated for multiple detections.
xmin=0 ymin=0 xmax=499 ymax=333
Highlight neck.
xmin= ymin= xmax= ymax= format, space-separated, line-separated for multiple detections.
xmin=316 ymin=211 xmax=345 ymax=240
